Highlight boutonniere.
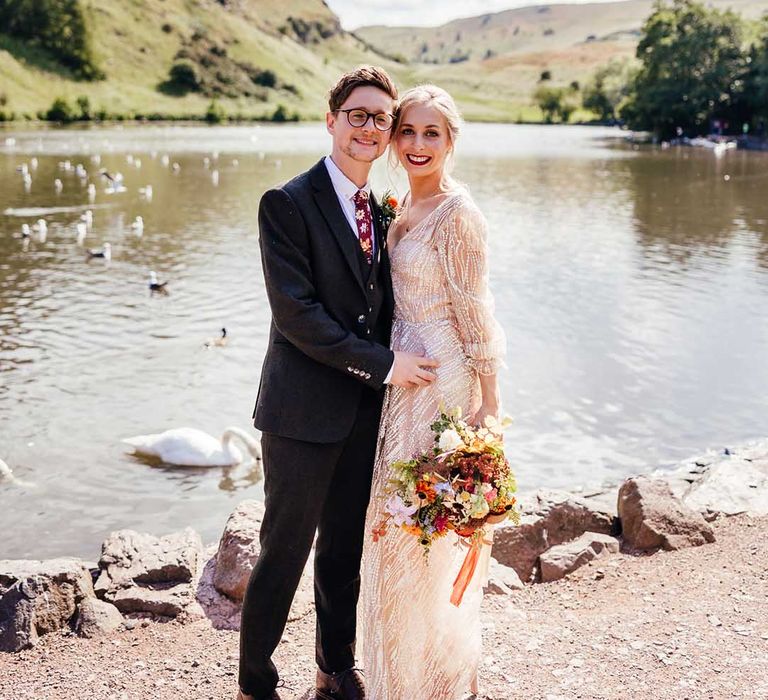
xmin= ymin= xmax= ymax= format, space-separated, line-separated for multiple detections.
xmin=379 ymin=189 xmax=399 ymax=231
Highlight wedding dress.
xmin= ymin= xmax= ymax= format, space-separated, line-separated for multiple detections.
xmin=360 ymin=188 xmax=507 ymax=700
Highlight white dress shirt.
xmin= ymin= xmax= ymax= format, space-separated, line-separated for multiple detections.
xmin=323 ymin=156 xmax=393 ymax=383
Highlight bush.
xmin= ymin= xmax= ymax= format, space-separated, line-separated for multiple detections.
xmin=250 ymin=68 xmax=277 ymax=88
xmin=271 ymin=104 xmax=289 ymax=122
xmin=76 ymin=95 xmax=91 ymax=120
xmin=168 ymin=60 xmax=201 ymax=92
xmin=205 ymin=99 xmax=225 ymax=123
xmin=45 ymin=97 xmax=76 ymax=122
xmin=0 ymin=0 xmax=104 ymax=80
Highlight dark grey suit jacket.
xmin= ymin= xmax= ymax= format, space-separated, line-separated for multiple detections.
xmin=252 ymin=158 xmax=395 ymax=443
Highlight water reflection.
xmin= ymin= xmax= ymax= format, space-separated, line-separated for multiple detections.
xmin=1 ymin=123 xmax=766 ymax=559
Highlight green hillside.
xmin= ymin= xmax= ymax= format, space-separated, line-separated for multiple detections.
xmin=0 ymin=0 xmax=401 ymax=120
xmin=357 ymin=0 xmax=768 ymax=121
xmin=1 ymin=0 xmax=767 ymax=123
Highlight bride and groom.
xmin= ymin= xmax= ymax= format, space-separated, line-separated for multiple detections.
xmin=239 ymin=65 xmax=506 ymax=700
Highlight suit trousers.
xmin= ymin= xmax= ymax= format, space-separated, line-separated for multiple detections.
xmin=238 ymin=387 xmax=384 ymax=698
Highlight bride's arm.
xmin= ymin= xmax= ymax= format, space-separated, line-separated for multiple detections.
xmin=438 ymin=198 xmax=506 ymax=424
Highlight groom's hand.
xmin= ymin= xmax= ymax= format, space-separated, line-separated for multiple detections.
xmin=390 ymin=351 xmax=440 ymax=388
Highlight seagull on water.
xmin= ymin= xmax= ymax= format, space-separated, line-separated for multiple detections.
xmin=87 ymin=242 xmax=111 ymax=260
xmin=148 ymin=270 xmax=168 ymax=294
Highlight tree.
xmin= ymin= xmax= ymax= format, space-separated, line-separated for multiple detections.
xmin=0 ymin=0 xmax=104 ymax=80
xmin=620 ymin=0 xmax=745 ymax=138
xmin=582 ymin=59 xmax=635 ymax=121
xmin=533 ymin=85 xmax=578 ymax=123
xmin=743 ymin=17 xmax=768 ymax=124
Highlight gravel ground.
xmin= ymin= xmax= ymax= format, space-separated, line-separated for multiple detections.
xmin=1 ymin=513 xmax=766 ymax=700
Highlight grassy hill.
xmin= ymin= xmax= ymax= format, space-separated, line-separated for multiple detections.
xmin=1 ymin=0 xmax=767 ymax=123
xmin=0 ymin=0 xmax=399 ymax=121
xmin=358 ymin=0 xmax=768 ymax=121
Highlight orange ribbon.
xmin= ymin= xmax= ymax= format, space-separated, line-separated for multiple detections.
xmin=450 ymin=536 xmax=482 ymax=607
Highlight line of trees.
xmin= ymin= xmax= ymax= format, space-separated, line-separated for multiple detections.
xmin=0 ymin=0 xmax=104 ymax=80
xmin=533 ymin=0 xmax=768 ymax=139
xmin=620 ymin=0 xmax=764 ymax=138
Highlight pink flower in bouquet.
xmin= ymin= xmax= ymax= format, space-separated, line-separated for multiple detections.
xmin=434 ymin=514 xmax=449 ymax=533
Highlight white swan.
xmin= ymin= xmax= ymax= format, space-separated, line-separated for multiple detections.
xmin=0 ymin=457 xmax=14 ymax=481
xmin=122 ymin=427 xmax=263 ymax=470
xmin=0 ymin=457 xmax=33 ymax=487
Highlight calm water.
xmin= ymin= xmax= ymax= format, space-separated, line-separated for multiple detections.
xmin=1 ymin=123 xmax=767 ymax=560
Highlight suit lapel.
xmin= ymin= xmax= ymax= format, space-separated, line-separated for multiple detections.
xmin=310 ymin=160 xmax=366 ymax=293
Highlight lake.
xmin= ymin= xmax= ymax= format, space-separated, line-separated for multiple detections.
xmin=1 ymin=123 xmax=766 ymax=560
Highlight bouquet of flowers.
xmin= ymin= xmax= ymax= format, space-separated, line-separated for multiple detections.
xmin=372 ymin=406 xmax=520 ymax=606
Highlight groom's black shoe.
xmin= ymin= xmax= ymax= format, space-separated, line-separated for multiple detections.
xmin=316 ymin=667 xmax=366 ymax=700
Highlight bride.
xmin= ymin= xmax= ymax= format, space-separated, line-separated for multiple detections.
xmin=360 ymin=85 xmax=506 ymax=700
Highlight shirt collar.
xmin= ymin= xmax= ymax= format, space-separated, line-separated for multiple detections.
xmin=324 ymin=155 xmax=371 ymax=202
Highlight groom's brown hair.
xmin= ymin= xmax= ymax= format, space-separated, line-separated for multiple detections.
xmin=328 ymin=65 xmax=398 ymax=112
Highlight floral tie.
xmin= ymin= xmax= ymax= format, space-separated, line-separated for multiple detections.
xmin=353 ymin=189 xmax=373 ymax=264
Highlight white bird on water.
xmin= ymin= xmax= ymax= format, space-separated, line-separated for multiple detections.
xmin=76 ymin=222 xmax=87 ymax=245
xmin=139 ymin=185 xmax=153 ymax=200
xmin=87 ymin=242 xmax=111 ymax=260
xmin=80 ymin=209 xmax=93 ymax=228
xmin=148 ymin=270 xmax=168 ymax=293
xmin=33 ymin=219 xmax=47 ymax=242
xmin=122 ymin=427 xmax=263 ymax=469
xmin=0 ymin=457 xmax=14 ymax=481
xmin=131 ymin=215 xmax=144 ymax=234
xmin=0 ymin=457 xmax=33 ymax=487
xmin=204 ymin=327 xmax=228 ymax=348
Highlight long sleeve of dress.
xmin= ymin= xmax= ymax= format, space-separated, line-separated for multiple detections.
xmin=438 ymin=198 xmax=506 ymax=376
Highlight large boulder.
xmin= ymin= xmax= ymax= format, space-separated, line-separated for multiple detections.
xmin=197 ymin=502 xmax=314 ymax=629
xmin=539 ymin=531 xmax=620 ymax=582
xmin=75 ymin=598 xmax=123 ymax=638
xmin=492 ymin=489 xmax=616 ymax=582
xmin=0 ymin=558 xmax=95 ymax=652
xmin=213 ymin=500 xmax=265 ymax=601
xmin=681 ymin=452 xmax=768 ymax=518
xmin=618 ymin=476 xmax=715 ymax=551
xmin=483 ymin=557 xmax=525 ymax=595
xmin=94 ymin=528 xmax=204 ymax=619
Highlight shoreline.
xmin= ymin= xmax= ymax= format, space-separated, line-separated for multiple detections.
xmin=1 ymin=440 xmax=767 ymax=698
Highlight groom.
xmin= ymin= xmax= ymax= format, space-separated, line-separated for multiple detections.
xmin=238 ymin=66 xmax=439 ymax=700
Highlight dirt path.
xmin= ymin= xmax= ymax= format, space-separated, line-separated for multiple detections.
xmin=2 ymin=514 xmax=766 ymax=700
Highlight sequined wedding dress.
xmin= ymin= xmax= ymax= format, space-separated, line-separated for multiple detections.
xmin=360 ymin=188 xmax=506 ymax=700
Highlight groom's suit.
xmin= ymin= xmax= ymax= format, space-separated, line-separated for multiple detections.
xmin=239 ymin=158 xmax=395 ymax=699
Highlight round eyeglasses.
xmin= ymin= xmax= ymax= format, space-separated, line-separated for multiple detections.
xmin=335 ymin=108 xmax=394 ymax=132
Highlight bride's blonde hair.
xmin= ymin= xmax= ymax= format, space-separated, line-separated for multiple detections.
xmin=390 ymin=84 xmax=463 ymax=172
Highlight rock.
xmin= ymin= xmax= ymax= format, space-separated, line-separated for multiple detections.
xmin=96 ymin=527 xmax=203 ymax=592
xmin=681 ymin=454 xmax=768 ymax=518
xmin=0 ymin=558 xmax=95 ymax=652
xmin=484 ymin=557 xmax=525 ymax=595
xmin=213 ymin=500 xmax=265 ymax=601
xmin=617 ymin=476 xmax=715 ymax=551
xmin=75 ymin=598 xmax=123 ymax=638
xmin=539 ymin=532 xmax=620 ymax=582
xmin=94 ymin=528 xmax=204 ymax=619
xmin=492 ymin=489 xmax=616 ymax=582
xmin=111 ymin=585 xmax=196 ymax=618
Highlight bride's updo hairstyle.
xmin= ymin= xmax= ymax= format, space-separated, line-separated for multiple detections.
xmin=391 ymin=84 xmax=463 ymax=171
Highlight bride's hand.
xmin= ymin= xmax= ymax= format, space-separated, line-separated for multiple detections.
xmin=472 ymin=403 xmax=499 ymax=429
